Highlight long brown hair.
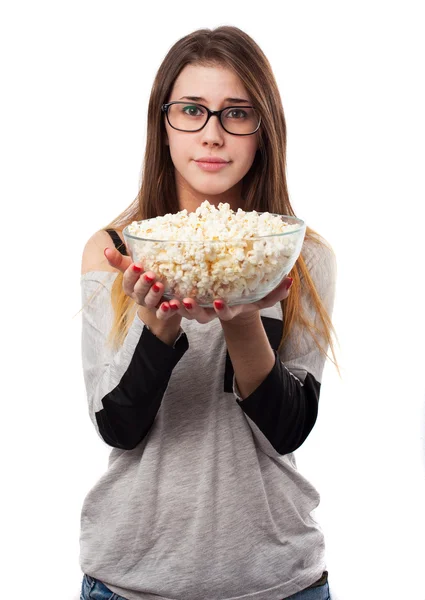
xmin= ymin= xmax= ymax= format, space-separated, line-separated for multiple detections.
xmin=92 ymin=26 xmax=340 ymax=376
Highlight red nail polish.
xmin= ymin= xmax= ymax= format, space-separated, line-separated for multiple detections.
xmin=183 ymin=302 xmax=192 ymax=310
xmin=285 ymin=277 xmax=294 ymax=290
xmin=214 ymin=300 xmax=225 ymax=310
xmin=144 ymin=274 xmax=154 ymax=283
xmin=132 ymin=265 xmax=142 ymax=273
xmin=161 ymin=304 xmax=169 ymax=312
xmin=170 ymin=303 xmax=179 ymax=311
xmin=152 ymin=284 xmax=160 ymax=293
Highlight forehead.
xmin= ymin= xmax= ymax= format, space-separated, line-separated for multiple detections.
xmin=169 ymin=64 xmax=250 ymax=104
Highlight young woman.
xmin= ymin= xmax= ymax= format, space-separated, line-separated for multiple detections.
xmin=79 ymin=26 xmax=339 ymax=600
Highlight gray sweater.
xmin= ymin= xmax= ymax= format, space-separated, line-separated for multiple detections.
xmin=79 ymin=236 xmax=337 ymax=600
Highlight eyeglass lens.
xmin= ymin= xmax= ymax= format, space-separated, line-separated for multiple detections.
xmin=167 ymin=103 xmax=259 ymax=134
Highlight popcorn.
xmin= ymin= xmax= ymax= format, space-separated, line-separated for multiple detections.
xmin=126 ymin=201 xmax=303 ymax=304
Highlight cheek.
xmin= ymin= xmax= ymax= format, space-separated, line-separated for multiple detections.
xmin=249 ymin=135 xmax=260 ymax=157
xmin=168 ymin=134 xmax=191 ymax=165
xmin=237 ymin=141 xmax=259 ymax=168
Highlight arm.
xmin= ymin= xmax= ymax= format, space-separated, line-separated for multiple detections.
xmin=223 ymin=240 xmax=337 ymax=457
xmin=137 ymin=305 xmax=183 ymax=347
xmin=81 ymin=232 xmax=189 ymax=450
xmin=221 ymin=312 xmax=275 ymax=400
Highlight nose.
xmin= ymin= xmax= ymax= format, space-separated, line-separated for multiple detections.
xmin=200 ymin=114 xmax=224 ymax=147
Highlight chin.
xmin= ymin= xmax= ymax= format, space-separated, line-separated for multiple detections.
xmin=189 ymin=178 xmax=236 ymax=197
xmin=195 ymin=186 xmax=232 ymax=197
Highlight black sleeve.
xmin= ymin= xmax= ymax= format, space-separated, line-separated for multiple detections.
xmin=234 ymin=351 xmax=320 ymax=455
xmin=95 ymin=325 xmax=189 ymax=450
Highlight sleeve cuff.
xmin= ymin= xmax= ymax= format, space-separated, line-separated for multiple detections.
xmin=134 ymin=312 xmax=188 ymax=365
xmin=232 ymin=375 xmax=244 ymax=401
xmin=135 ymin=311 xmax=185 ymax=350
xmin=144 ymin=323 xmax=185 ymax=349
xmin=232 ymin=357 xmax=277 ymax=403
xmin=233 ymin=352 xmax=281 ymax=407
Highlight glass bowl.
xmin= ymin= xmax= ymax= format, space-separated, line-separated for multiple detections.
xmin=123 ymin=214 xmax=306 ymax=307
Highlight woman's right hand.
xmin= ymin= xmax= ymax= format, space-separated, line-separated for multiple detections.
xmin=104 ymin=247 xmax=182 ymax=324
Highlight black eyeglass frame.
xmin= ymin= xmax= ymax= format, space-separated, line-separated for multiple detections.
xmin=161 ymin=101 xmax=261 ymax=136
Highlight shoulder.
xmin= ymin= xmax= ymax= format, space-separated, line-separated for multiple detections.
xmin=81 ymin=229 xmax=125 ymax=275
xmin=300 ymin=233 xmax=337 ymax=302
xmin=301 ymin=233 xmax=337 ymax=277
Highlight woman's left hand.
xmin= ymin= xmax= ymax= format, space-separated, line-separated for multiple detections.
xmin=162 ymin=276 xmax=294 ymax=324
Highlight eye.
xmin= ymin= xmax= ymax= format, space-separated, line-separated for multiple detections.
xmin=225 ymin=109 xmax=248 ymax=119
xmin=182 ymin=104 xmax=204 ymax=117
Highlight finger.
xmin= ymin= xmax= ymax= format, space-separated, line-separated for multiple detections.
xmin=257 ymin=276 xmax=293 ymax=309
xmin=181 ymin=298 xmax=196 ymax=317
xmin=126 ymin=268 xmax=157 ymax=305
xmin=275 ymin=276 xmax=293 ymax=297
xmin=213 ymin=299 xmax=234 ymax=321
xmin=143 ymin=279 xmax=165 ymax=309
xmin=155 ymin=301 xmax=176 ymax=321
xmin=164 ymin=298 xmax=192 ymax=319
xmin=104 ymin=247 xmax=132 ymax=273
xmin=182 ymin=298 xmax=217 ymax=324
xmin=168 ymin=298 xmax=181 ymax=315
xmin=173 ymin=298 xmax=197 ymax=320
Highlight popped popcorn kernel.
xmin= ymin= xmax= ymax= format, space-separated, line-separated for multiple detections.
xmin=125 ymin=200 xmax=304 ymax=305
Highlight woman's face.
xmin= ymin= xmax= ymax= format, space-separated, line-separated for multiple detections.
xmin=164 ymin=64 xmax=260 ymax=212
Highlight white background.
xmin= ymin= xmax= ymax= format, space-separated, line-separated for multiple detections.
xmin=1 ymin=1 xmax=424 ymax=598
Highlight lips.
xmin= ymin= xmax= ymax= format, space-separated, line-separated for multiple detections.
xmin=194 ymin=158 xmax=230 ymax=172
xmin=194 ymin=157 xmax=230 ymax=164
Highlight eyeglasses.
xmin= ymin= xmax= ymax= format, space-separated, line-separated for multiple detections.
xmin=161 ymin=101 xmax=261 ymax=136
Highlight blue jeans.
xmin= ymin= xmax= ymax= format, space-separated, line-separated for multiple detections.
xmin=80 ymin=575 xmax=127 ymax=600
xmin=80 ymin=574 xmax=331 ymax=600
xmin=285 ymin=580 xmax=330 ymax=600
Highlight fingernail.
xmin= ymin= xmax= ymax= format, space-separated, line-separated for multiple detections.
xmin=161 ymin=303 xmax=169 ymax=312
xmin=214 ymin=300 xmax=225 ymax=310
xmin=152 ymin=284 xmax=160 ymax=293
xmin=104 ymin=248 xmax=109 ymax=258
xmin=183 ymin=302 xmax=192 ymax=310
xmin=144 ymin=274 xmax=154 ymax=283
xmin=285 ymin=277 xmax=293 ymax=290
xmin=169 ymin=303 xmax=179 ymax=311
xmin=132 ymin=265 xmax=142 ymax=273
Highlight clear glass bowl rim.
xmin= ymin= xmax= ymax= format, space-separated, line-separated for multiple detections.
xmin=122 ymin=213 xmax=305 ymax=243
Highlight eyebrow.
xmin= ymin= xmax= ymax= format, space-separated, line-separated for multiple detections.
xmin=179 ymin=96 xmax=251 ymax=104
